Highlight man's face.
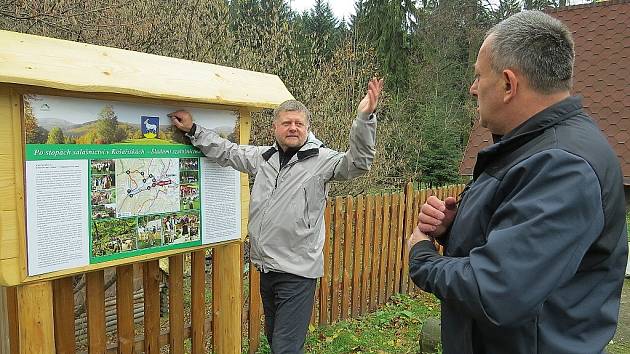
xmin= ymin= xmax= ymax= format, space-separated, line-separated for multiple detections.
xmin=470 ymin=36 xmax=505 ymax=134
xmin=273 ymin=110 xmax=309 ymax=151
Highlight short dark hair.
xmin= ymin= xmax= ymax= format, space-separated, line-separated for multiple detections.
xmin=486 ymin=10 xmax=575 ymax=93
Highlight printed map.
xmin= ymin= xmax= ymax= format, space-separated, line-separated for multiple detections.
xmin=116 ymin=158 xmax=180 ymax=217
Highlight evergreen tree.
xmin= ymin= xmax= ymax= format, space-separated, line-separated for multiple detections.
xmin=416 ymin=101 xmax=463 ymax=187
xmin=300 ymin=0 xmax=341 ymax=62
xmin=353 ymin=0 xmax=416 ymax=90
xmin=489 ymin=0 xmax=521 ymax=21
xmin=394 ymin=0 xmax=485 ymax=185
xmin=524 ymin=0 xmax=558 ymax=10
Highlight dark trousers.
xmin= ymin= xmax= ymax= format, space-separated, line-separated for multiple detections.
xmin=260 ymin=271 xmax=317 ymax=354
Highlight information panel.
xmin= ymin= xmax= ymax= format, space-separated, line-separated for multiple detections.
xmin=24 ymin=95 xmax=242 ymax=275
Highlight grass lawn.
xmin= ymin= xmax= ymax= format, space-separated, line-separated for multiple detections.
xmin=250 ymin=292 xmax=441 ymax=354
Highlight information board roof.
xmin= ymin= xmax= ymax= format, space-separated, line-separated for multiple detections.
xmin=0 ymin=30 xmax=294 ymax=109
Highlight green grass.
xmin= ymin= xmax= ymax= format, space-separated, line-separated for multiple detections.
xmin=249 ymin=292 xmax=440 ymax=354
xmin=607 ymin=340 xmax=630 ymax=354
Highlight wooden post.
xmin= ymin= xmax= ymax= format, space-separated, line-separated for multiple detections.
xmin=341 ymin=196 xmax=353 ymax=320
xmin=248 ymin=265 xmax=262 ymax=354
xmin=52 ymin=277 xmax=75 ymax=354
xmin=0 ymin=286 xmax=9 ymax=353
xmin=351 ymin=195 xmax=364 ymax=318
xmin=5 ymin=287 xmax=18 ymax=354
xmin=168 ymin=255 xmax=185 ymax=354
xmin=360 ymin=195 xmax=374 ymax=315
xmin=401 ymin=183 xmax=414 ymax=294
xmin=213 ymin=243 xmax=242 ymax=354
xmin=191 ymin=250 xmax=206 ymax=353
xmin=86 ymin=271 xmax=106 ymax=353
xmin=319 ymin=202 xmax=332 ymax=325
xmin=143 ymin=261 xmax=161 ymax=354
xmin=330 ymin=197 xmax=343 ymax=323
xmin=370 ymin=196 xmax=383 ymax=311
xmin=116 ymin=265 xmax=135 ymax=354
xmin=16 ymin=282 xmax=55 ymax=353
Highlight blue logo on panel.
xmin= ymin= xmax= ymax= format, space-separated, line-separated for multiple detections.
xmin=141 ymin=116 xmax=159 ymax=138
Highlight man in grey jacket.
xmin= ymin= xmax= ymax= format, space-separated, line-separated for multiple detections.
xmin=169 ymin=78 xmax=383 ymax=353
xmin=408 ymin=11 xmax=627 ymax=354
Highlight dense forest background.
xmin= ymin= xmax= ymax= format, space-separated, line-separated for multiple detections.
xmin=1 ymin=0 xmax=586 ymax=194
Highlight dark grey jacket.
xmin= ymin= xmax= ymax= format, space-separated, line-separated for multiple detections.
xmin=410 ymin=97 xmax=628 ymax=354
xmin=189 ymin=112 xmax=376 ymax=278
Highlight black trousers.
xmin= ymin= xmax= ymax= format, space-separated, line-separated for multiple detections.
xmin=260 ymin=271 xmax=317 ymax=354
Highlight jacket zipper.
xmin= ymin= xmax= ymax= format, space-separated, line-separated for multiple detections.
xmin=304 ymin=187 xmax=310 ymax=228
xmin=256 ymin=154 xmax=317 ymax=271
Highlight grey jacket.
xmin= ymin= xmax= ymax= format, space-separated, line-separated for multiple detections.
xmin=189 ymin=112 xmax=377 ymax=278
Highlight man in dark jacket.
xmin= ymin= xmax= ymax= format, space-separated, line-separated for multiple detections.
xmin=408 ymin=10 xmax=627 ymax=354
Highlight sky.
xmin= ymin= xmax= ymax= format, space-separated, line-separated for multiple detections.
xmin=287 ymin=0 xmax=592 ymax=20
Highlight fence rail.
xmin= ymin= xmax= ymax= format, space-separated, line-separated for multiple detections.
xmin=3 ymin=183 xmax=463 ymax=353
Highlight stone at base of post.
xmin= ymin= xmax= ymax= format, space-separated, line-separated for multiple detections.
xmin=418 ymin=316 xmax=441 ymax=354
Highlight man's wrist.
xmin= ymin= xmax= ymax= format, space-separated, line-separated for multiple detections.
xmin=358 ymin=111 xmax=375 ymax=121
xmin=410 ymin=239 xmax=439 ymax=259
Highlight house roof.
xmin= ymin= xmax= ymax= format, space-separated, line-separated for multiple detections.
xmin=0 ymin=30 xmax=294 ymax=109
xmin=459 ymin=1 xmax=630 ymax=184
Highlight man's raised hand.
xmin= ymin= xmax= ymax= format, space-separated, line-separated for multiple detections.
xmin=358 ymin=78 xmax=384 ymax=114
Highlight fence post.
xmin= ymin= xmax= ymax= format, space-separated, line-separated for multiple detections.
xmin=401 ymin=182 xmax=414 ymax=294
xmin=248 ymin=264 xmax=262 ymax=354
xmin=17 ymin=282 xmax=55 ymax=353
xmin=319 ymin=201 xmax=332 ymax=325
xmin=213 ymin=243 xmax=242 ymax=354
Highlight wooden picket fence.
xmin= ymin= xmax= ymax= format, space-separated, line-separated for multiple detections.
xmin=247 ymin=182 xmax=464 ymax=353
xmin=4 ymin=248 xmax=239 ymax=354
xmin=2 ymin=183 xmax=463 ymax=353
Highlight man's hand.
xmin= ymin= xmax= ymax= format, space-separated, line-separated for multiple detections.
xmin=407 ymin=224 xmax=432 ymax=250
xmin=358 ymin=78 xmax=384 ymax=114
xmin=168 ymin=110 xmax=194 ymax=133
xmin=418 ymin=196 xmax=457 ymax=237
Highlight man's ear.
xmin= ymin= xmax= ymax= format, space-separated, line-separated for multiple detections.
xmin=502 ymin=69 xmax=518 ymax=103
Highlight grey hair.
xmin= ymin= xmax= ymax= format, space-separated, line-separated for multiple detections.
xmin=486 ymin=10 xmax=575 ymax=94
xmin=273 ymin=99 xmax=311 ymax=124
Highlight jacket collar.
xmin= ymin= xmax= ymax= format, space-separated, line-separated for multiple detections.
xmin=262 ymin=131 xmax=324 ymax=162
xmin=473 ymin=96 xmax=583 ymax=179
